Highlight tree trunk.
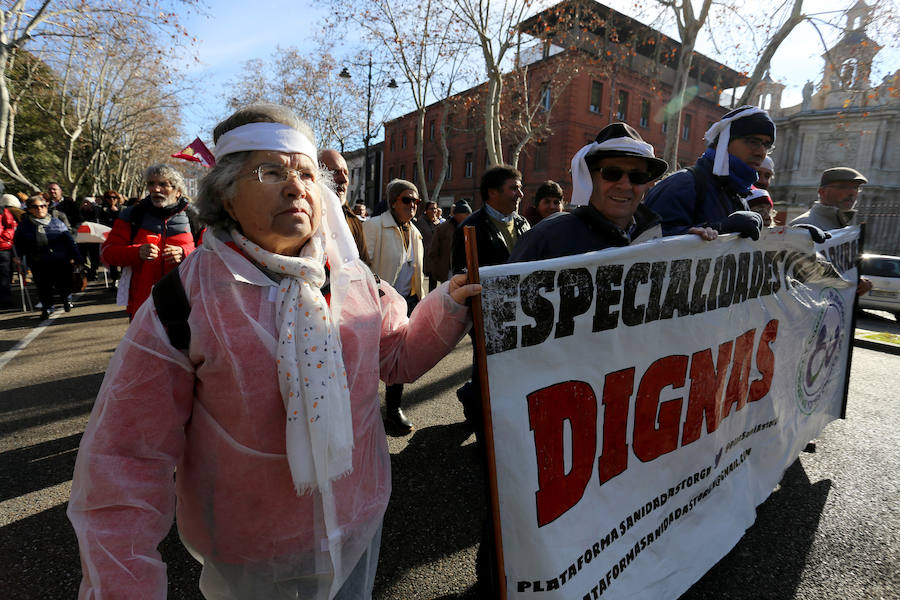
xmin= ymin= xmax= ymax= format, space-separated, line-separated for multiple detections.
xmin=738 ymin=0 xmax=805 ymax=106
xmin=662 ymin=43 xmax=696 ymax=170
xmin=414 ymin=105 xmax=429 ymax=201
xmin=484 ymin=67 xmax=504 ymax=166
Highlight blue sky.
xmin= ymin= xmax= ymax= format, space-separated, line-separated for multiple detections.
xmin=175 ymin=0 xmax=897 ymax=147
xmin=176 ymin=0 xmax=332 ymax=140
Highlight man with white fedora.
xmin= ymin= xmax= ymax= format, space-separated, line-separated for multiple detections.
xmin=510 ymin=122 xmax=716 ymax=261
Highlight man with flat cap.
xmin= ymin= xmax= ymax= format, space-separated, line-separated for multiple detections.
xmin=791 ymin=166 xmax=873 ymax=296
xmin=511 ymin=123 xmax=717 ymax=261
xmin=644 ymin=105 xmax=772 ymax=240
xmin=791 ymin=167 xmax=867 ymax=230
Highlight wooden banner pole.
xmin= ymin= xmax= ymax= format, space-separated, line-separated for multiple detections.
xmin=463 ymin=225 xmax=507 ymax=600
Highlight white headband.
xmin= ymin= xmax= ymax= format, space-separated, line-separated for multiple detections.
xmin=569 ymin=137 xmax=656 ymax=207
xmin=703 ymin=106 xmax=765 ymax=177
xmin=213 ymin=122 xmax=317 ymax=161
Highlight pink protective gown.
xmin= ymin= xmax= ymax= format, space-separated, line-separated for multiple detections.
xmin=68 ymin=231 xmax=471 ymax=599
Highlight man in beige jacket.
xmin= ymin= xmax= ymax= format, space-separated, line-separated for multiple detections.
xmin=363 ymin=179 xmax=424 ymax=432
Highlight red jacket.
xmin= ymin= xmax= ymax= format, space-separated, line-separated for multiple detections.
xmin=101 ymin=198 xmax=195 ymax=316
xmin=0 ymin=208 xmax=15 ymax=251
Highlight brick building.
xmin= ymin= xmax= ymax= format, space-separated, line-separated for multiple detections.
xmin=382 ymin=0 xmax=742 ymax=212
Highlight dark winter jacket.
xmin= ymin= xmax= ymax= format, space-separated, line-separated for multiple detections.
xmin=14 ymin=215 xmax=81 ymax=266
xmin=643 ymin=153 xmax=755 ymax=236
xmin=451 ymin=207 xmax=530 ymax=274
xmin=508 ymin=203 xmax=662 ymax=263
xmin=57 ymin=197 xmax=83 ymax=229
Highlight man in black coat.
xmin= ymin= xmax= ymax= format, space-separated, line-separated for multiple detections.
xmin=452 ymin=164 xmax=531 ymax=427
xmin=451 ymin=165 xmax=529 ymax=275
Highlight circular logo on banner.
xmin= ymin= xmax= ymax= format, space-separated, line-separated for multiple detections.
xmin=796 ymin=287 xmax=846 ymax=415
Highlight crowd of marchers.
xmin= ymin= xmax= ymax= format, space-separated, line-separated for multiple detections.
xmin=0 ymin=101 xmax=876 ymax=600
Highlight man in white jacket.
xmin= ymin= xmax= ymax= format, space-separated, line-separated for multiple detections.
xmin=363 ymin=179 xmax=424 ymax=432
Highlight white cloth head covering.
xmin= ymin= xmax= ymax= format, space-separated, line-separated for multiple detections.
xmin=570 ymin=137 xmax=659 ymax=207
xmin=760 ymin=156 xmax=774 ymax=172
xmin=213 ymin=122 xmax=318 ymax=162
xmin=703 ymin=105 xmax=766 ymax=177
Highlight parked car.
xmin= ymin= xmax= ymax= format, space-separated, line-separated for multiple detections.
xmin=858 ymin=253 xmax=900 ymax=318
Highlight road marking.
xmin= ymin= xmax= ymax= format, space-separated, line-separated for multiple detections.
xmin=0 ymin=311 xmax=65 ymax=371
xmin=0 ymin=480 xmax=72 ymax=526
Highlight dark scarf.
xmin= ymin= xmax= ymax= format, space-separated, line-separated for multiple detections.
xmin=700 ymin=147 xmax=759 ymax=196
xmin=145 ymin=196 xmax=188 ymax=219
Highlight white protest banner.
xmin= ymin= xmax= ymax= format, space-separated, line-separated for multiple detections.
xmin=479 ymin=226 xmax=860 ymax=599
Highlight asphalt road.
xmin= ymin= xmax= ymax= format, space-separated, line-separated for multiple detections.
xmin=0 ymin=282 xmax=898 ymax=599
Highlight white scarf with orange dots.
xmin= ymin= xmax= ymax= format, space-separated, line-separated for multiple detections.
xmin=232 ymin=229 xmax=353 ymax=494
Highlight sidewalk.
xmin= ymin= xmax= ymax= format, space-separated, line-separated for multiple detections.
xmin=854 ymin=326 xmax=900 ymax=354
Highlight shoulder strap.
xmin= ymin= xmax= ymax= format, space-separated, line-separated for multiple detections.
xmin=151 ymin=265 xmax=191 ymax=350
xmin=126 ymin=202 xmax=147 ymax=242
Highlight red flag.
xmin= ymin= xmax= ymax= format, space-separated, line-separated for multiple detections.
xmin=172 ymin=137 xmax=215 ymax=167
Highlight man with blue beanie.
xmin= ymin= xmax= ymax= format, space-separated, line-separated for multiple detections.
xmin=644 ymin=105 xmax=773 ymax=240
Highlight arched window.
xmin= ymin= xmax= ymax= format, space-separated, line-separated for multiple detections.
xmin=841 ymin=59 xmax=858 ymax=87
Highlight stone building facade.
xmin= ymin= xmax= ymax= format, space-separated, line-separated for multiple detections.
xmin=767 ymin=1 xmax=900 ymax=255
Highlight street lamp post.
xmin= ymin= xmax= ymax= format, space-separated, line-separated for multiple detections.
xmin=339 ymin=57 xmax=397 ymax=208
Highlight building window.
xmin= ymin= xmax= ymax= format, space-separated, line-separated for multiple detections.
xmin=681 ymin=113 xmax=692 ymax=141
xmin=616 ymin=90 xmax=628 ymax=121
xmin=540 ymin=84 xmax=551 ymax=112
xmin=390 ymin=135 xmax=395 ymax=152
xmin=534 ymin=142 xmax=548 ymax=171
xmin=429 ymin=120 xmax=435 ymax=140
xmin=388 ymin=167 xmax=395 ymax=181
xmin=640 ymin=99 xmax=650 ymax=128
xmin=464 ymin=153 xmax=473 ymax=178
xmin=447 ymin=156 xmax=452 ymax=180
xmin=399 ymin=164 xmax=406 ymax=179
xmin=661 ymin=120 xmax=668 ymax=134
xmin=401 ymin=131 xmax=407 ymax=149
xmin=590 ymin=81 xmax=603 ymax=113
xmin=411 ymin=163 xmax=417 ymax=183
xmin=427 ymin=160 xmax=434 ymax=181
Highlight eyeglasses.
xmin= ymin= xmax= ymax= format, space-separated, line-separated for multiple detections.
xmin=591 ymin=166 xmax=653 ymax=185
xmin=739 ymin=136 xmax=774 ymax=151
xmin=246 ymin=164 xmax=315 ymax=185
xmin=398 ymin=195 xmax=418 ymax=205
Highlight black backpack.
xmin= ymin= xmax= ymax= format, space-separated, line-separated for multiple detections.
xmin=151 ymin=266 xmax=191 ymax=350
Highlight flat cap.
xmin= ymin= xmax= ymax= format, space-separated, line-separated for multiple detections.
xmin=820 ymin=167 xmax=867 ymax=187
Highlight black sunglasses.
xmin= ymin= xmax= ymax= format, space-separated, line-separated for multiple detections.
xmin=592 ymin=166 xmax=653 ymax=185
xmin=399 ymin=195 xmax=418 ymax=204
